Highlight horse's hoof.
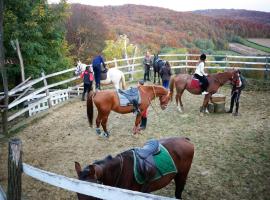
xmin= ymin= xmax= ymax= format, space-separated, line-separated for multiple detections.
xmin=96 ymin=128 xmax=101 ymax=135
xmin=102 ymin=132 xmax=110 ymax=138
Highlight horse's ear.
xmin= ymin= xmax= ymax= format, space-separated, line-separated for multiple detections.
xmin=75 ymin=162 xmax=82 ymax=176
xmin=89 ymin=165 xmax=96 ymax=176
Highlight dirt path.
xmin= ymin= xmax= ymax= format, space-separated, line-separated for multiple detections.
xmin=0 ymin=87 xmax=270 ymax=200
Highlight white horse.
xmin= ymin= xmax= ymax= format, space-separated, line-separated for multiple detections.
xmin=75 ymin=61 xmax=126 ymax=90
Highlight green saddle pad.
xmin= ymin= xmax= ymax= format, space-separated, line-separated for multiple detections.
xmin=133 ymin=144 xmax=177 ymax=184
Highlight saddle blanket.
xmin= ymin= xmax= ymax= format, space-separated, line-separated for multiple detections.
xmin=133 ymin=144 xmax=177 ymax=184
xmin=117 ymin=87 xmax=141 ymax=106
xmin=190 ymin=78 xmax=201 ymax=89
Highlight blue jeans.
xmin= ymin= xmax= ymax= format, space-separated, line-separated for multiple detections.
xmin=162 ymin=80 xmax=169 ymax=89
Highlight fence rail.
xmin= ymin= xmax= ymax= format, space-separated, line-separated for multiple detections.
xmin=23 ymin=163 xmax=175 ymax=200
xmin=1 ymin=54 xmax=269 ymax=134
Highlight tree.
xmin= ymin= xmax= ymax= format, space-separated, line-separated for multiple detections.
xmin=4 ymin=0 xmax=72 ymax=86
xmin=66 ymin=4 xmax=108 ymax=63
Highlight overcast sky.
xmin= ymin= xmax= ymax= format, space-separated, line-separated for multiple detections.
xmin=48 ymin=0 xmax=270 ymax=12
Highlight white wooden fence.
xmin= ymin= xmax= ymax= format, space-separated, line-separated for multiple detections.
xmin=2 ymin=54 xmax=270 ymax=125
xmin=22 ymin=163 xmax=175 ymax=200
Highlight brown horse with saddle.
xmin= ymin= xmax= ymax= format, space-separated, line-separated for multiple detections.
xmin=87 ymin=85 xmax=170 ymax=137
xmin=169 ymin=70 xmax=240 ymax=113
xmin=75 ymin=137 xmax=194 ymax=200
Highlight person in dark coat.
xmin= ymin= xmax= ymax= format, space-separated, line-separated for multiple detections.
xmin=80 ymin=66 xmax=94 ymax=101
xmin=227 ymin=70 xmax=246 ymax=116
xmin=143 ymin=51 xmax=152 ymax=81
xmin=92 ymin=54 xmax=106 ymax=90
xmin=159 ymin=61 xmax=172 ymax=89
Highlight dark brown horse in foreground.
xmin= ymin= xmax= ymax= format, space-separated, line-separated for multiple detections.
xmin=75 ymin=137 xmax=194 ymax=200
xmin=87 ymin=85 xmax=170 ymax=137
xmin=169 ymin=70 xmax=239 ymax=113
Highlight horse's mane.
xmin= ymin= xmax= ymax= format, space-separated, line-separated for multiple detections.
xmin=94 ymin=155 xmax=113 ymax=165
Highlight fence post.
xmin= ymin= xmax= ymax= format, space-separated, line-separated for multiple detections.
xmin=114 ymin=58 xmax=118 ymax=68
xmin=41 ymin=71 xmax=52 ymax=108
xmin=7 ymin=138 xmax=22 ymax=200
xmin=225 ymin=55 xmax=229 ymax=69
xmin=185 ymin=54 xmax=188 ymax=73
xmin=264 ymin=57 xmax=269 ymax=80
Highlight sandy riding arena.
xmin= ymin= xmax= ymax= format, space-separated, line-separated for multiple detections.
xmin=0 ymin=87 xmax=270 ymax=200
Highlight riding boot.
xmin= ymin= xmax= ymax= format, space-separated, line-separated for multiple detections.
xmin=227 ymin=96 xmax=235 ymax=113
xmin=140 ymin=117 xmax=147 ymax=130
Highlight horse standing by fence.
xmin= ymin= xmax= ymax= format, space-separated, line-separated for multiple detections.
xmin=169 ymin=70 xmax=240 ymax=113
xmin=75 ymin=137 xmax=194 ymax=200
xmin=75 ymin=61 xmax=126 ymax=90
xmin=87 ymin=85 xmax=170 ymax=137
xmin=153 ymin=54 xmax=166 ymax=84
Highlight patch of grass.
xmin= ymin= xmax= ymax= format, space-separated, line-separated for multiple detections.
xmin=238 ymin=38 xmax=270 ymax=53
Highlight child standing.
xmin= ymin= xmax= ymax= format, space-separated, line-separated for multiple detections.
xmin=80 ymin=66 xmax=94 ymax=101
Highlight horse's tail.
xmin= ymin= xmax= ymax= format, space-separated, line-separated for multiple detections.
xmin=87 ymin=91 xmax=95 ymax=128
xmin=121 ymin=72 xmax=126 ymax=89
xmin=169 ymin=75 xmax=175 ymax=101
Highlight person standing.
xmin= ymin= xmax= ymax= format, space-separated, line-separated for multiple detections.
xmin=227 ymin=70 xmax=246 ymax=116
xmin=92 ymin=54 xmax=106 ymax=90
xmin=143 ymin=51 xmax=152 ymax=81
xmin=159 ymin=61 xmax=172 ymax=89
xmin=194 ymin=53 xmax=209 ymax=95
xmin=80 ymin=66 xmax=94 ymax=101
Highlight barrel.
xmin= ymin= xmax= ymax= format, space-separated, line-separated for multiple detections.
xmin=211 ymin=94 xmax=226 ymax=113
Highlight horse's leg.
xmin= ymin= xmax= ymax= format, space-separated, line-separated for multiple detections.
xmin=100 ymin=113 xmax=110 ymax=138
xmin=133 ymin=114 xmax=142 ymax=134
xmin=153 ymin=70 xmax=156 ymax=84
xmin=201 ymin=94 xmax=211 ymax=114
xmin=176 ymin=90 xmax=184 ymax=112
xmin=95 ymin=112 xmax=102 ymax=135
xmin=174 ymin=171 xmax=189 ymax=199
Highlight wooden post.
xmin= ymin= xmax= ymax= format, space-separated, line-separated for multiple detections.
xmin=41 ymin=72 xmax=52 ymax=108
xmin=114 ymin=58 xmax=118 ymax=68
xmin=7 ymin=138 xmax=22 ymax=200
xmin=0 ymin=0 xmax=9 ymax=136
xmin=15 ymin=39 xmax=25 ymax=82
xmin=264 ymin=57 xmax=269 ymax=80
xmin=185 ymin=54 xmax=188 ymax=73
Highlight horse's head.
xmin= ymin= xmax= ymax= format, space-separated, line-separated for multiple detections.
xmin=159 ymin=90 xmax=171 ymax=110
xmin=75 ymin=155 xmax=113 ymax=200
xmin=231 ymin=70 xmax=241 ymax=86
xmin=75 ymin=61 xmax=82 ymax=76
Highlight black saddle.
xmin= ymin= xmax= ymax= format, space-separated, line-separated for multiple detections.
xmin=134 ymin=140 xmax=161 ymax=182
xmin=118 ymin=87 xmax=140 ymax=114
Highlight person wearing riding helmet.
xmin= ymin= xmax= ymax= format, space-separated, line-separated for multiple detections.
xmin=194 ymin=53 xmax=209 ymax=95
xmin=80 ymin=66 xmax=94 ymax=101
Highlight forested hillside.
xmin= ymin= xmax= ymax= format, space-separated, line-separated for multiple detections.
xmin=67 ymin=4 xmax=270 ymax=52
xmin=193 ymin=9 xmax=270 ymax=26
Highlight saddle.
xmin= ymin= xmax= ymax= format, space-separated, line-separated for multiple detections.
xmin=134 ymin=140 xmax=161 ymax=182
xmin=117 ymin=87 xmax=141 ymax=113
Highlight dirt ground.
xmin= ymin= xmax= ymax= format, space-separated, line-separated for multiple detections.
xmin=0 ymin=86 xmax=270 ymax=200
xmin=248 ymin=38 xmax=270 ymax=48
xmin=229 ymin=43 xmax=270 ymax=55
